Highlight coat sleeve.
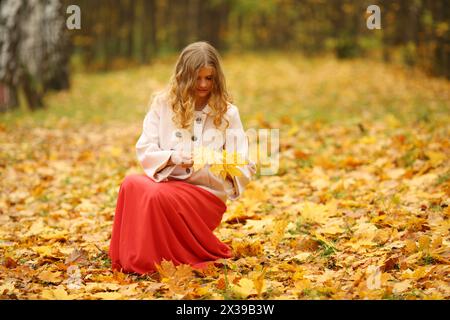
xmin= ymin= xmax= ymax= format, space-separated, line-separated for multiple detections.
xmin=135 ymin=97 xmax=178 ymax=182
xmin=222 ymin=106 xmax=257 ymax=200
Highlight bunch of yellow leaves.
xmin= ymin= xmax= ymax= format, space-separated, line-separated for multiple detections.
xmin=192 ymin=146 xmax=248 ymax=180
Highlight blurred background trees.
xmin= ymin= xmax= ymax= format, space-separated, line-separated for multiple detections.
xmin=0 ymin=0 xmax=448 ymax=112
xmin=66 ymin=0 xmax=448 ymax=79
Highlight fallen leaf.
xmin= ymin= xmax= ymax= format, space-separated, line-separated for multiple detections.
xmin=41 ymin=287 xmax=71 ymax=300
xmin=366 ymin=266 xmax=381 ymax=290
xmin=92 ymin=292 xmax=123 ymax=300
xmin=231 ymin=278 xmax=256 ymax=298
xmin=39 ymin=270 xmax=63 ymax=284
xmin=392 ymin=280 xmax=411 ymax=294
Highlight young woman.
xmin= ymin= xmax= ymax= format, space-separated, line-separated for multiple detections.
xmin=108 ymin=41 xmax=256 ymax=275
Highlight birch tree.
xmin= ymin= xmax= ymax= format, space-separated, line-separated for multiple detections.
xmin=0 ymin=0 xmax=71 ymax=112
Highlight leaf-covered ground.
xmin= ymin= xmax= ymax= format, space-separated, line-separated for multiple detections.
xmin=0 ymin=53 xmax=449 ymax=300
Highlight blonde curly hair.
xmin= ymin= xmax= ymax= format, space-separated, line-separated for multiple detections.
xmin=166 ymin=41 xmax=231 ymax=131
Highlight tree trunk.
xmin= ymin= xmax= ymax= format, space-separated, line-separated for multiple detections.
xmin=0 ymin=84 xmax=19 ymax=112
xmin=0 ymin=0 xmax=71 ymax=112
xmin=0 ymin=0 xmax=23 ymax=111
xmin=125 ymin=0 xmax=135 ymax=59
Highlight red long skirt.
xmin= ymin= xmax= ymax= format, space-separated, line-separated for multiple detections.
xmin=108 ymin=174 xmax=232 ymax=275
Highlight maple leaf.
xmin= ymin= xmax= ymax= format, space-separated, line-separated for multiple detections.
xmin=392 ymin=280 xmax=412 ymax=294
xmin=224 ymin=202 xmax=257 ymax=224
xmin=293 ymin=201 xmax=337 ymax=225
xmin=92 ymin=292 xmax=123 ymax=300
xmin=119 ymin=283 xmax=140 ymax=297
xmin=193 ymin=146 xmax=246 ymax=180
xmin=231 ymin=240 xmax=263 ymax=258
xmin=155 ymin=259 xmax=177 ymax=278
xmin=418 ymin=235 xmax=431 ymax=252
xmin=291 ymin=252 xmax=311 ymax=263
xmin=41 ymin=287 xmax=71 ymax=300
xmin=230 ymin=278 xmax=257 ymax=299
xmin=404 ymin=239 xmax=418 ymax=254
xmin=0 ymin=281 xmax=15 ymax=295
xmin=38 ymin=270 xmax=63 ymax=284
xmin=316 ymin=218 xmax=346 ymax=236
xmin=25 ymin=219 xmax=45 ymax=237
xmin=251 ymin=267 xmax=268 ymax=298
xmin=65 ymin=248 xmax=89 ymax=265
xmin=271 ymin=220 xmax=289 ymax=248
xmin=154 ymin=259 xmax=194 ymax=295
xmin=3 ymin=257 xmax=17 ymax=269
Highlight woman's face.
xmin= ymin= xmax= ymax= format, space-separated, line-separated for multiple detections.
xmin=195 ymin=66 xmax=214 ymax=100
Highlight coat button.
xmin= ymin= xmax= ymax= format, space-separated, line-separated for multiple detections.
xmin=196 ymin=117 xmax=202 ymax=123
xmin=175 ymin=131 xmax=182 ymax=138
xmin=186 ymin=168 xmax=191 ymax=173
xmin=191 ymin=135 xmax=197 ymax=141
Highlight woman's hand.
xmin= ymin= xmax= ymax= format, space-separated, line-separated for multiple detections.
xmin=168 ymin=149 xmax=194 ymax=168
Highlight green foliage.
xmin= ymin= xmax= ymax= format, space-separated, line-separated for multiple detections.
xmin=435 ymin=171 xmax=450 ymax=186
xmin=402 ymin=42 xmax=418 ymax=67
xmin=335 ymin=36 xmax=362 ymax=59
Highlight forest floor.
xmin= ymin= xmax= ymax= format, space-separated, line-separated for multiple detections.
xmin=0 ymin=53 xmax=449 ymax=299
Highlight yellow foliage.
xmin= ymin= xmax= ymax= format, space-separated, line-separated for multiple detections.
xmin=1 ymin=54 xmax=449 ymax=300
